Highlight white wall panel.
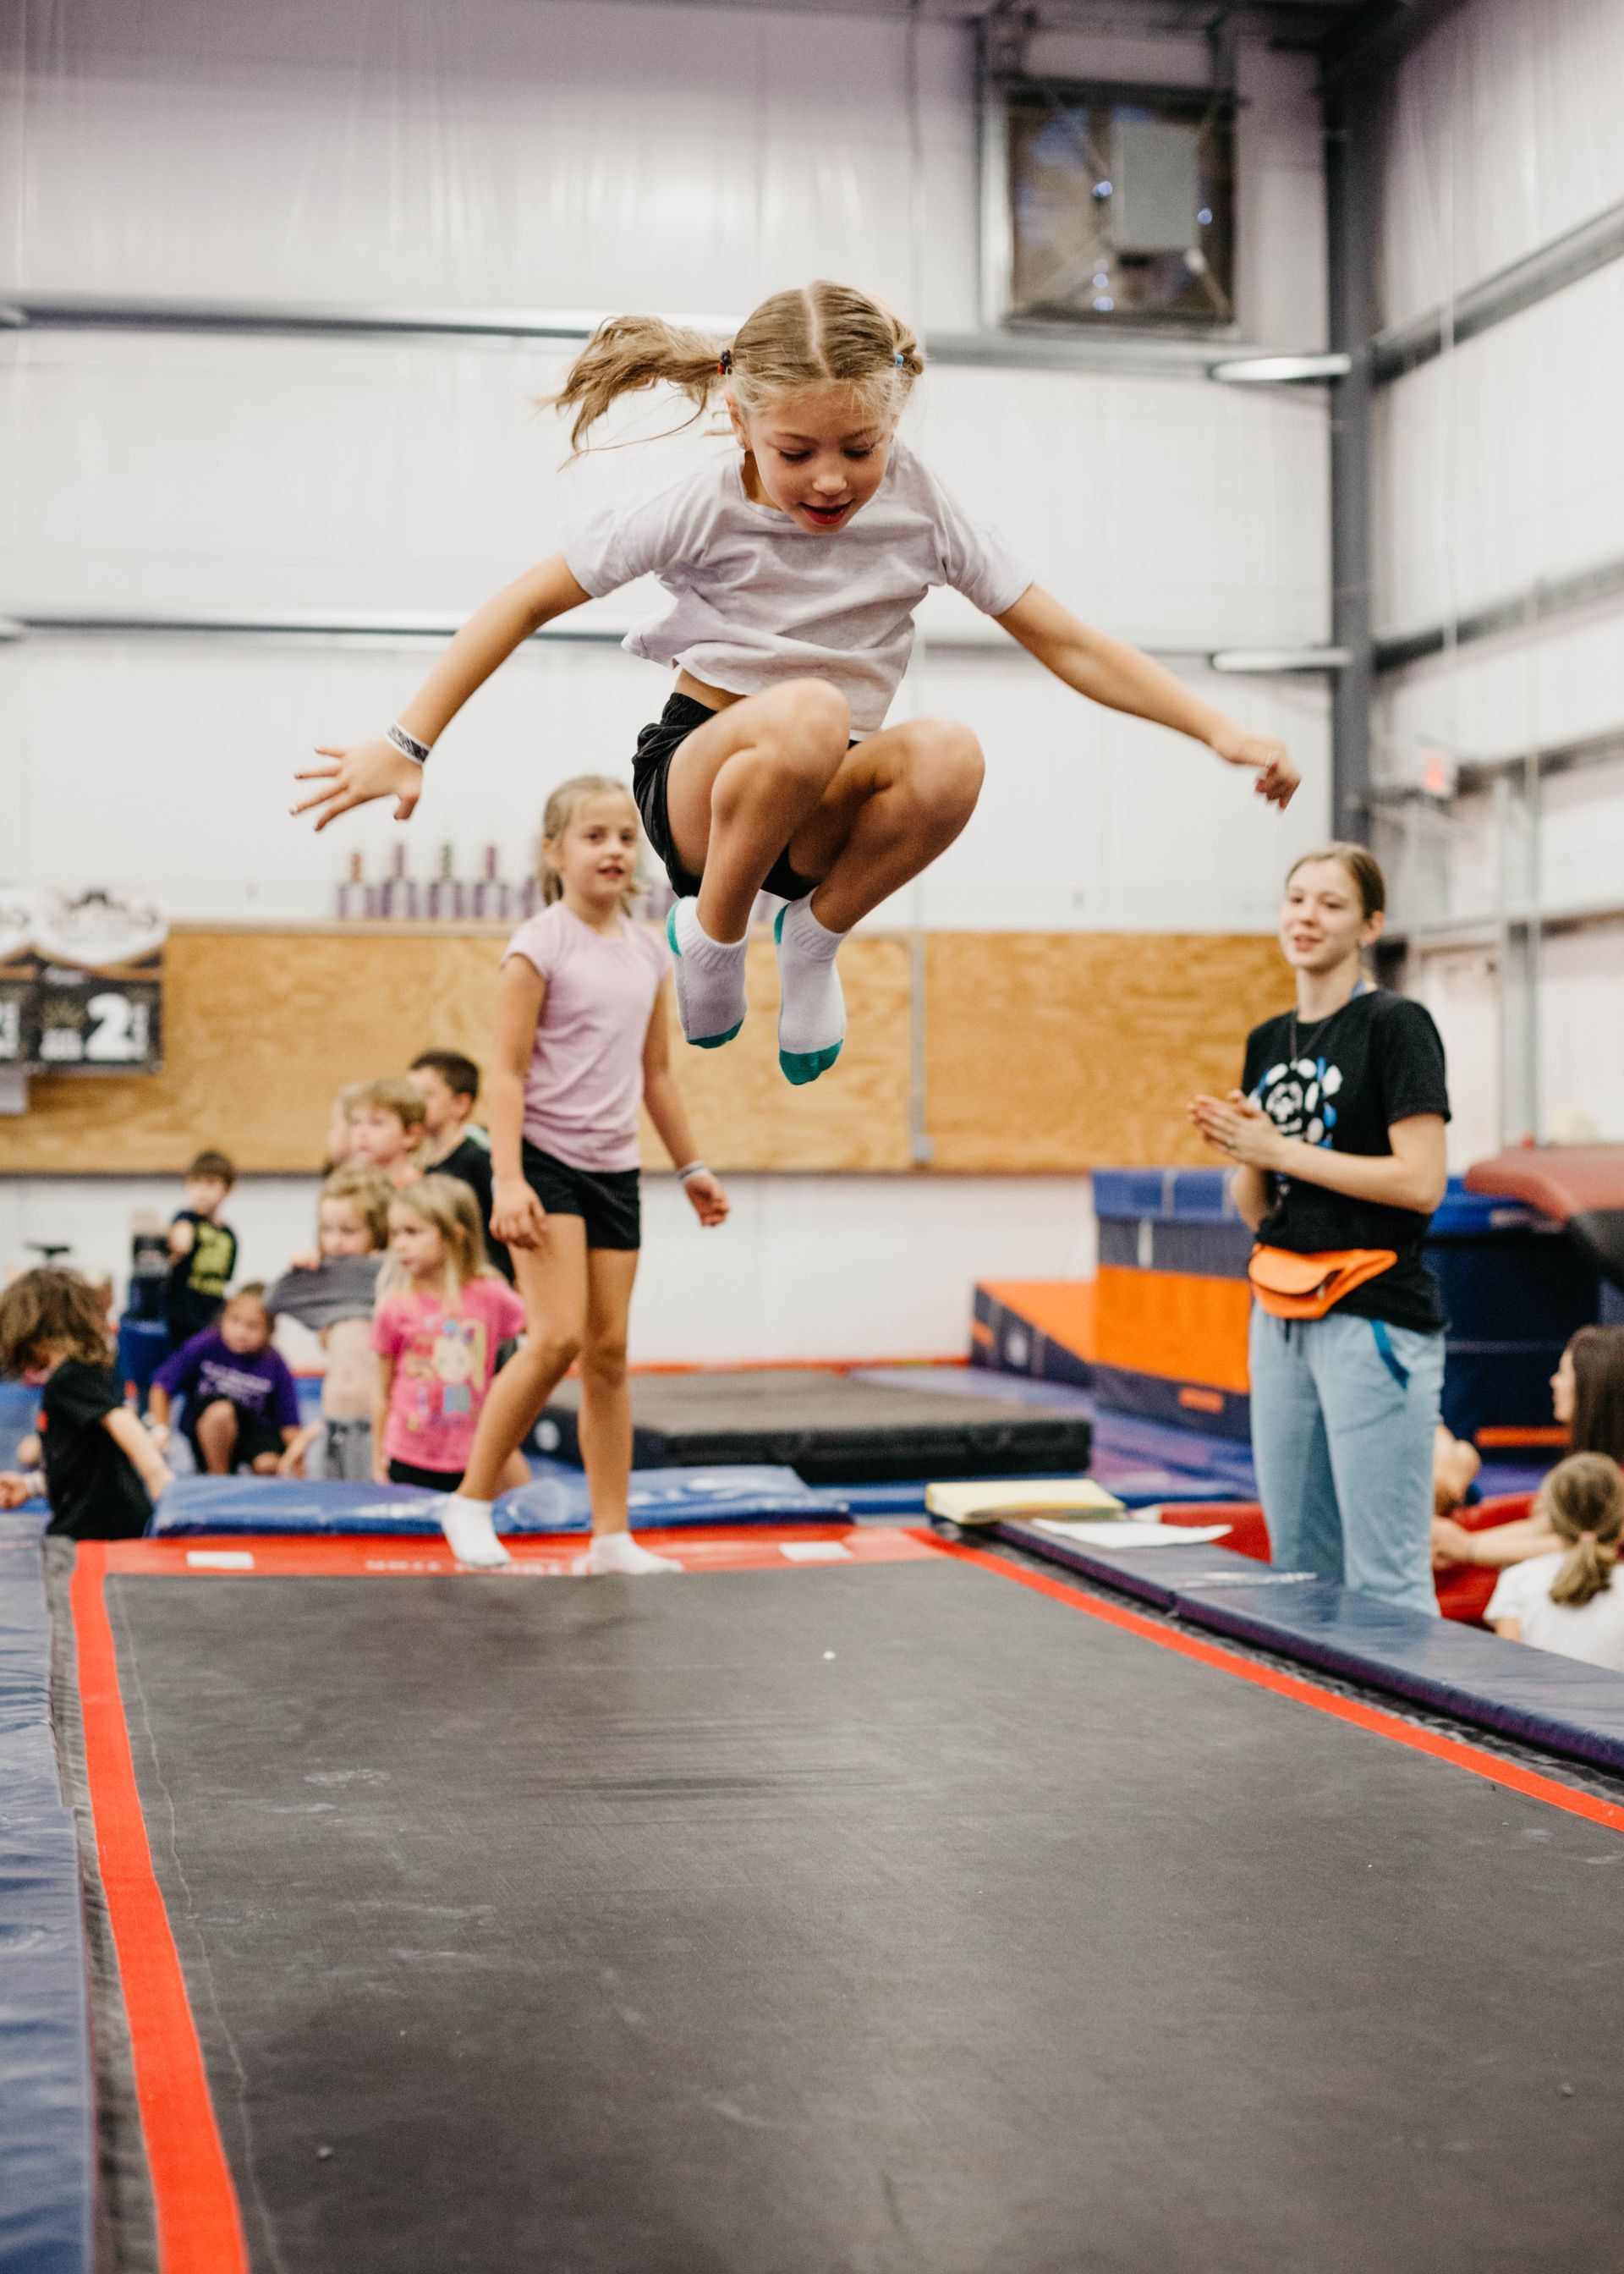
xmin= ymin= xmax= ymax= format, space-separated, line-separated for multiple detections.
xmin=0 ymin=0 xmax=980 ymax=329
xmin=1380 ymin=0 xmax=1624 ymax=327
xmin=0 ymin=1171 xmax=1098 ymax=1365
xmin=1538 ymin=926 xmax=1624 ymax=1142
xmin=1374 ymin=597 xmax=1624 ymax=779
xmin=1373 ymin=263 xmax=1624 ymax=634
xmin=1407 ymin=948 xmax=1501 ymax=1168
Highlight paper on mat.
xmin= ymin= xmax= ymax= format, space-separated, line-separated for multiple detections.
xmin=1032 ymin=1519 xmax=1232 ymax=1550
xmin=924 ymin=1478 xmax=1123 ymax=1521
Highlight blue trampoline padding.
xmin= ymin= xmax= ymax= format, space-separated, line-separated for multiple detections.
xmin=0 ymin=1551 xmax=96 ymax=2274
xmin=998 ymin=1524 xmax=1624 ymax=1776
xmin=151 ymin=1463 xmax=852 ymax=1536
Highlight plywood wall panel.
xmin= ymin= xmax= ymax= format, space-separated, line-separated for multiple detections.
xmin=923 ymin=933 xmax=1292 ymax=1171
xmin=0 ymin=926 xmax=1289 ymax=1176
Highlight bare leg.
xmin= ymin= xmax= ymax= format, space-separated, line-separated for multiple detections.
xmin=785 ymin=717 xmax=985 ymax=933
xmin=453 ymin=1218 xmax=588 ymax=1505
xmin=664 ymin=679 xmax=852 ymax=940
xmin=576 ymin=1249 xmax=640 ymax=1537
xmin=194 ymin=1399 xmax=240 ymax=1475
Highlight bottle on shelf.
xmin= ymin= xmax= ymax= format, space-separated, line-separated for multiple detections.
xmin=380 ymin=843 xmax=419 ymax=922
xmin=471 ymin=846 xmax=510 ymax=922
xmin=335 ymin=851 xmax=372 ymax=921
xmin=427 ymin=843 xmax=465 ymax=922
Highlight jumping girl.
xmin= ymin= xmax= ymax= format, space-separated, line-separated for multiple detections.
xmin=296 ymin=280 xmax=1298 ymax=1084
xmin=431 ymin=776 xmax=727 ymax=1574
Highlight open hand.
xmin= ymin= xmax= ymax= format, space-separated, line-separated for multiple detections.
xmin=491 ymin=1176 xmax=549 ymax=1251
xmin=683 ymin=1172 xmax=730 ymax=1228
xmin=1189 ymin=1089 xmax=1286 ymax=1171
xmin=293 ymin=737 xmax=423 ymax=832
xmin=1210 ymin=723 xmax=1298 ymax=810
xmin=0 ymin=1470 xmax=36 ymax=1509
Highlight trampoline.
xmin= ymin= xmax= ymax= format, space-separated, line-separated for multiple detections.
xmin=28 ymin=1520 xmax=1624 ymax=2272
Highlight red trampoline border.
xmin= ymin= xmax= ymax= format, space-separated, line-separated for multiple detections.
xmin=69 ymin=1522 xmax=1624 ymax=2272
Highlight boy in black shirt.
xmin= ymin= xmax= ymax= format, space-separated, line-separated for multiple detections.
xmin=1191 ymin=845 xmax=1450 ymax=1616
xmin=408 ymin=1049 xmax=513 ymax=1280
xmin=0 ymin=1269 xmax=172 ymax=1539
xmin=167 ymin=1147 xmax=239 ymax=1351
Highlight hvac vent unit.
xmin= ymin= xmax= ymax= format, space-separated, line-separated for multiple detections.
xmin=1001 ymin=80 xmax=1235 ymax=328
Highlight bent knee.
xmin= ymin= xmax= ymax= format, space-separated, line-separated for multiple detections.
xmin=521 ymin=1330 xmax=581 ymax=1378
xmin=195 ymin=1399 xmax=236 ymax=1431
xmin=912 ymin=719 xmax=985 ymax=804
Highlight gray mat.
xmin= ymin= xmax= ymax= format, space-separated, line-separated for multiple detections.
xmin=100 ymin=1560 xmax=1624 ymax=2274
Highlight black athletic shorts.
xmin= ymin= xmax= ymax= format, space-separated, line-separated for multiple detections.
xmin=633 ymin=692 xmax=820 ymax=903
xmin=522 ymin=1139 xmax=641 ymax=1251
xmin=389 ymin=1456 xmax=464 ymax=1492
xmin=185 ymin=1408 xmax=285 ymax=1472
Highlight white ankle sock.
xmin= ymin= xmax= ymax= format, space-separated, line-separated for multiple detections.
xmin=440 ymin=1497 xmax=511 ymax=1569
xmin=773 ymin=895 xmax=847 ymax=1085
xmin=574 ymin=1530 xmax=681 ymax=1576
xmin=666 ymin=899 xmax=748 ymax=1048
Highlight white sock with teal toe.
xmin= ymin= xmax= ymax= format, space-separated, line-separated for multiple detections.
xmin=773 ymin=895 xmax=847 ymax=1085
xmin=666 ymin=899 xmax=748 ymax=1049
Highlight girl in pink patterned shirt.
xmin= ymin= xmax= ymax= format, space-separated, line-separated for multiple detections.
xmin=372 ymin=1177 xmax=526 ymax=1492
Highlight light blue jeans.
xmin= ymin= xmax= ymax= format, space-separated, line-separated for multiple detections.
xmin=1248 ymin=1305 xmax=1444 ymax=1617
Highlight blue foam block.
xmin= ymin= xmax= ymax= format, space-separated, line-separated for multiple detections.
xmin=998 ymin=1523 xmax=1624 ymax=1776
xmin=150 ymin=1463 xmax=851 ymax=1537
xmin=0 ymin=1548 xmax=96 ymax=2274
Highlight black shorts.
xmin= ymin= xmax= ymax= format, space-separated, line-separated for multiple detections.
xmin=522 ymin=1140 xmax=641 ymax=1251
xmin=633 ymin=693 xmax=819 ymax=904
xmin=186 ymin=1407 xmax=285 ymax=1471
xmin=388 ymin=1456 xmax=464 ymax=1492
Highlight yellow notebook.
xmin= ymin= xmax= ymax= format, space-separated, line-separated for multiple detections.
xmin=924 ymin=1477 xmax=1126 ymax=1526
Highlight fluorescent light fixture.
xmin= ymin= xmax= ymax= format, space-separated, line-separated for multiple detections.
xmin=1210 ymin=352 xmax=1352 ymax=384
xmin=1209 ymin=647 xmax=1351 ymax=673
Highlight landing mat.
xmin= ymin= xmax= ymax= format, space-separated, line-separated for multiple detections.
xmin=538 ymin=1367 xmax=1093 ymax=1483
xmin=70 ymin=1531 xmax=1624 ymax=2274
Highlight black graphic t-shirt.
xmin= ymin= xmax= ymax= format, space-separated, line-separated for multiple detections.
xmin=1241 ymin=988 xmax=1451 ymax=1332
xmin=166 ymin=1211 xmax=238 ymax=1346
xmin=39 ymin=1359 xmax=153 ymax=1541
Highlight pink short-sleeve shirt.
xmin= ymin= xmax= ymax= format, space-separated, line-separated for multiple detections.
xmin=503 ymin=904 xmax=671 ymax=1173
xmin=372 ymin=1278 xmax=527 ymax=1474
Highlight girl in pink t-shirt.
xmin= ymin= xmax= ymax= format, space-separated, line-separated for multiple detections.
xmin=431 ymin=777 xmax=728 ymax=1575
xmin=372 ymin=1176 xmax=527 ymax=1492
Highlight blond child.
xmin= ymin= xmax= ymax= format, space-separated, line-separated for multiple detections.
xmin=1486 ymin=1453 xmax=1624 ymax=1671
xmin=298 ymin=279 xmax=1296 ymax=1088
xmin=348 ymin=1078 xmax=428 ymax=1189
xmin=432 ymin=777 xmax=727 ymax=1575
xmin=267 ymin=1166 xmax=392 ymax=1481
xmin=371 ymin=1177 xmax=528 ymax=1497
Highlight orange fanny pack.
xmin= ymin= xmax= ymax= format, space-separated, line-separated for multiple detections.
xmin=1246 ymin=1244 xmax=1396 ymax=1321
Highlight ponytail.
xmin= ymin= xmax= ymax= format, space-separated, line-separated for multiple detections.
xmin=1539 ymin=1451 xmax=1624 ymax=1609
xmin=546 ymin=281 xmax=924 ymax=459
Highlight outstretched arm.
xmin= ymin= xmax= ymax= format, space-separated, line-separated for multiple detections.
xmin=294 ymin=554 xmax=593 ymax=831
xmin=641 ymin=980 xmax=729 ymax=1228
xmin=996 ymin=585 xmax=1299 ymax=810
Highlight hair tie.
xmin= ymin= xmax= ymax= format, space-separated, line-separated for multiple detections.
xmin=718 ymin=349 xmax=733 ymax=376
xmin=894 ymin=349 xmax=906 ymax=369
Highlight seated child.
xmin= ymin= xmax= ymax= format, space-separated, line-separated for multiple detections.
xmin=1433 ymin=1423 xmax=1483 ymax=1518
xmin=0 ymin=1268 xmax=173 ymax=1537
xmin=1486 ymin=1453 xmax=1624 ymax=1672
xmin=323 ymin=1080 xmax=369 ymax=1173
xmin=408 ymin=1048 xmax=511 ymax=1280
xmin=266 ymin=1167 xmax=392 ymax=1481
xmin=149 ymin=1285 xmax=303 ymax=1475
xmin=372 ymin=1177 xmax=527 ymax=1498
xmin=348 ymin=1078 xmax=428 ymax=1190
xmin=166 ymin=1147 xmax=239 ymax=1353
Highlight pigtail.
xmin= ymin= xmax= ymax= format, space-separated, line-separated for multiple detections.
xmin=542 ymin=314 xmax=730 ymax=458
xmin=1539 ymin=1450 xmax=1624 ymax=1607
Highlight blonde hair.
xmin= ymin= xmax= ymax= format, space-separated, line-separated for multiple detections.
xmin=546 ymin=280 xmax=924 ymax=458
xmin=381 ymin=1175 xmax=490 ymax=1301
xmin=1539 ymin=1452 xmax=1624 ymax=1609
xmin=1286 ymin=843 xmax=1387 ymax=921
xmin=356 ymin=1076 xmax=427 ymax=1132
xmin=320 ymin=1165 xmax=392 ymax=1252
xmin=538 ymin=775 xmax=643 ymax=913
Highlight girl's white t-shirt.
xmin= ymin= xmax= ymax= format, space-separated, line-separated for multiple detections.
xmin=1486 ymin=1552 xmax=1624 ymax=1672
xmin=503 ymin=904 xmax=671 ymax=1173
xmin=562 ymin=437 xmax=1034 ymax=734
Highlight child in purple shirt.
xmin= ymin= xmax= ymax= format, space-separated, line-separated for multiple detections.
xmin=149 ymin=1285 xmax=304 ymax=1475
